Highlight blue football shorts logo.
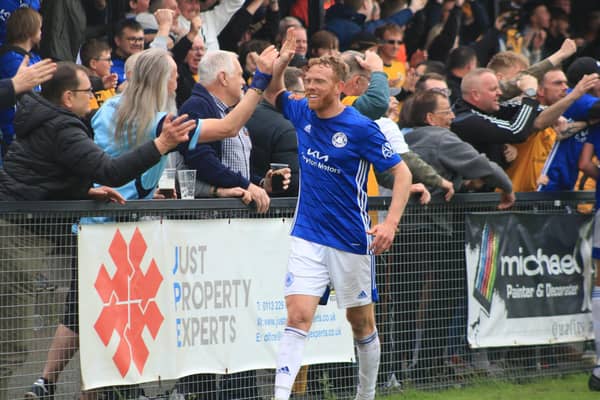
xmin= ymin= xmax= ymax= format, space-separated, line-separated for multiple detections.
xmin=285 ymin=272 xmax=295 ymax=287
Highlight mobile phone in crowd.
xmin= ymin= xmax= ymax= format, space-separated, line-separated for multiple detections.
xmin=270 ymin=163 xmax=289 ymax=193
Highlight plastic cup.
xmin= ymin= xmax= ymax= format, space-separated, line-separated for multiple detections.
xmin=158 ymin=168 xmax=176 ymax=197
xmin=177 ymin=169 xmax=196 ymax=200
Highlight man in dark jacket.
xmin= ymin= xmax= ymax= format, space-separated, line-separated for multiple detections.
xmin=0 ymin=63 xmax=186 ymax=201
xmin=0 ymin=61 xmax=194 ymax=400
xmin=452 ymin=67 xmax=599 ymax=169
xmin=178 ymin=50 xmax=282 ymax=212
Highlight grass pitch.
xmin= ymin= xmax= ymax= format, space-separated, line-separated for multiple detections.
xmin=380 ymin=373 xmax=595 ymax=399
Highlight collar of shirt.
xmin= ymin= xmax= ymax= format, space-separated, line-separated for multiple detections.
xmin=209 ymin=92 xmax=230 ymax=116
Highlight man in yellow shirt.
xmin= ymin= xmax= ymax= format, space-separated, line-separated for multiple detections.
xmin=506 ymin=67 xmax=588 ymax=191
xmin=375 ymin=23 xmax=407 ymax=95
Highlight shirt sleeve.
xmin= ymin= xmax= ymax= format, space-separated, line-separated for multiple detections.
xmin=359 ymin=120 xmax=402 ymax=173
xmin=278 ymin=91 xmax=307 ymax=128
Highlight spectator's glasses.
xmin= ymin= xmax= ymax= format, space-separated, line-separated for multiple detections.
xmin=125 ymin=37 xmax=144 ymax=43
xmin=70 ymin=87 xmax=94 ymax=97
xmin=384 ymin=39 xmax=403 ymax=45
xmin=94 ymin=56 xmax=112 ymax=62
xmin=433 ymin=108 xmax=453 ymax=115
xmin=428 ymin=87 xmax=452 ymax=97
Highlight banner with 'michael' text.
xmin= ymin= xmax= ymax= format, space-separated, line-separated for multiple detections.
xmin=466 ymin=212 xmax=594 ymax=348
xmin=78 ymin=219 xmax=354 ymax=390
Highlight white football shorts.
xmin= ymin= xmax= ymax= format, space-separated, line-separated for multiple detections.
xmin=284 ymin=237 xmax=376 ymax=309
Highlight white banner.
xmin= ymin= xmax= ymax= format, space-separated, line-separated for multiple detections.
xmin=78 ymin=219 xmax=354 ymax=390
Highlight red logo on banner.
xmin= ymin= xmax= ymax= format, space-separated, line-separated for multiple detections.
xmin=93 ymin=228 xmax=164 ymax=377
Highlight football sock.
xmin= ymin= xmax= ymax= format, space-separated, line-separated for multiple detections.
xmin=274 ymin=327 xmax=308 ymax=399
xmin=355 ymin=330 xmax=380 ymax=400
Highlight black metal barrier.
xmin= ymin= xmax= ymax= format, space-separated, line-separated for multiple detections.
xmin=0 ymin=192 xmax=595 ymax=400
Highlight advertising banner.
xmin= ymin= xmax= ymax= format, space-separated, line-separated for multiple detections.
xmin=78 ymin=219 xmax=354 ymax=390
xmin=466 ymin=213 xmax=594 ymax=348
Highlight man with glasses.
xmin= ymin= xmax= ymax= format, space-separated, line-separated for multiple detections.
xmin=111 ymin=19 xmax=145 ymax=86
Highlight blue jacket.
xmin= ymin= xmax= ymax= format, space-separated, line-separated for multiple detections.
xmin=178 ymin=83 xmax=252 ymax=189
xmin=325 ymin=4 xmax=413 ymax=51
xmin=0 ymin=45 xmax=41 ymax=148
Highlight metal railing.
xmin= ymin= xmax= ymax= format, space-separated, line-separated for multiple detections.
xmin=0 ymin=192 xmax=595 ymax=399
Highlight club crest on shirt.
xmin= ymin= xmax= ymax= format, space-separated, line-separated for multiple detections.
xmin=382 ymin=142 xmax=394 ymax=159
xmin=332 ymin=132 xmax=347 ymax=148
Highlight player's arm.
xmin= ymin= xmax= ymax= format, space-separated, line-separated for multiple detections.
xmin=578 ymin=142 xmax=599 ymax=181
xmin=368 ymin=161 xmax=411 ymax=255
xmin=264 ymin=28 xmax=296 ymax=107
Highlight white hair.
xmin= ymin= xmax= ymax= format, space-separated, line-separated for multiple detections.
xmin=115 ymin=48 xmax=177 ymax=149
xmin=197 ymin=50 xmax=238 ymax=86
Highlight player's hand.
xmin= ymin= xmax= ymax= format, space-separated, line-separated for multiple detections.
xmin=367 ymin=221 xmax=397 ymax=255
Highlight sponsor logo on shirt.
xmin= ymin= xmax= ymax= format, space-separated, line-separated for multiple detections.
xmin=307 ymin=148 xmax=329 ymax=162
xmin=304 ymin=124 xmax=311 ymax=133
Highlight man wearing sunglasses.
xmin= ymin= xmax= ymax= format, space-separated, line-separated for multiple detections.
xmin=375 ymin=23 xmax=407 ymax=96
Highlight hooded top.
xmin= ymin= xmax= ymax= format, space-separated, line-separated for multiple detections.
xmin=404 ymin=125 xmax=512 ymax=195
xmin=0 ymin=92 xmax=163 ymax=201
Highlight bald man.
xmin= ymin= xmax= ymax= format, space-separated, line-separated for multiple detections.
xmin=452 ymin=67 xmax=600 ymax=169
xmin=450 ymin=68 xmax=541 ymax=167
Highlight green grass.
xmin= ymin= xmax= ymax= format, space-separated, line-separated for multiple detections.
xmin=379 ymin=373 xmax=596 ymax=400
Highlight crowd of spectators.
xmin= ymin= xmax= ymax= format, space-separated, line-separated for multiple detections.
xmin=0 ymin=0 xmax=600 ymax=398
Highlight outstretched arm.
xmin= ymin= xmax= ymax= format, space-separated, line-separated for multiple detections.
xmin=197 ymin=45 xmax=279 ymax=142
xmin=264 ymin=27 xmax=296 ymax=107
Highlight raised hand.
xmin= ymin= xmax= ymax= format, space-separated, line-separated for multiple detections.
xmin=11 ymin=57 xmax=56 ymax=94
xmin=571 ymin=73 xmax=600 ymax=98
xmin=154 ymin=114 xmax=197 ymax=154
xmin=102 ymin=73 xmax=118 ymax=90
xmin=189 ymin=15 xmax=202 ymax=35
xmin=154 ymin=8 xmax=175 ymax=33
xmin=356 ymin=49 xmax=383 ymax=73
xmin=256 ymin=45 xmax=279 ymax=75
xmin=274 ymin=27 xmax=297 ymax=73
xmin=557 ymin=38 xmax=577 ymax=59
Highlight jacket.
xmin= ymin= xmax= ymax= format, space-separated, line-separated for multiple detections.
xmin=246 ymin=100 xmax=299 ymax=197
xmin=451 ymin=97 xmax=540 ymax=167
xmin=0 ymin=92 xmax=162 ymax=200
xmin=178 ymin=83 xmax=253 ymax=189
xmin=404 ymin=125 xmax=512 ymax=195
xmin=0 ymin=79 xmax=15 ymax=110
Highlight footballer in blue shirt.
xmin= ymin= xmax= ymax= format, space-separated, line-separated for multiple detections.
xmin=265 ymin=29 xmax=412 ymax=400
